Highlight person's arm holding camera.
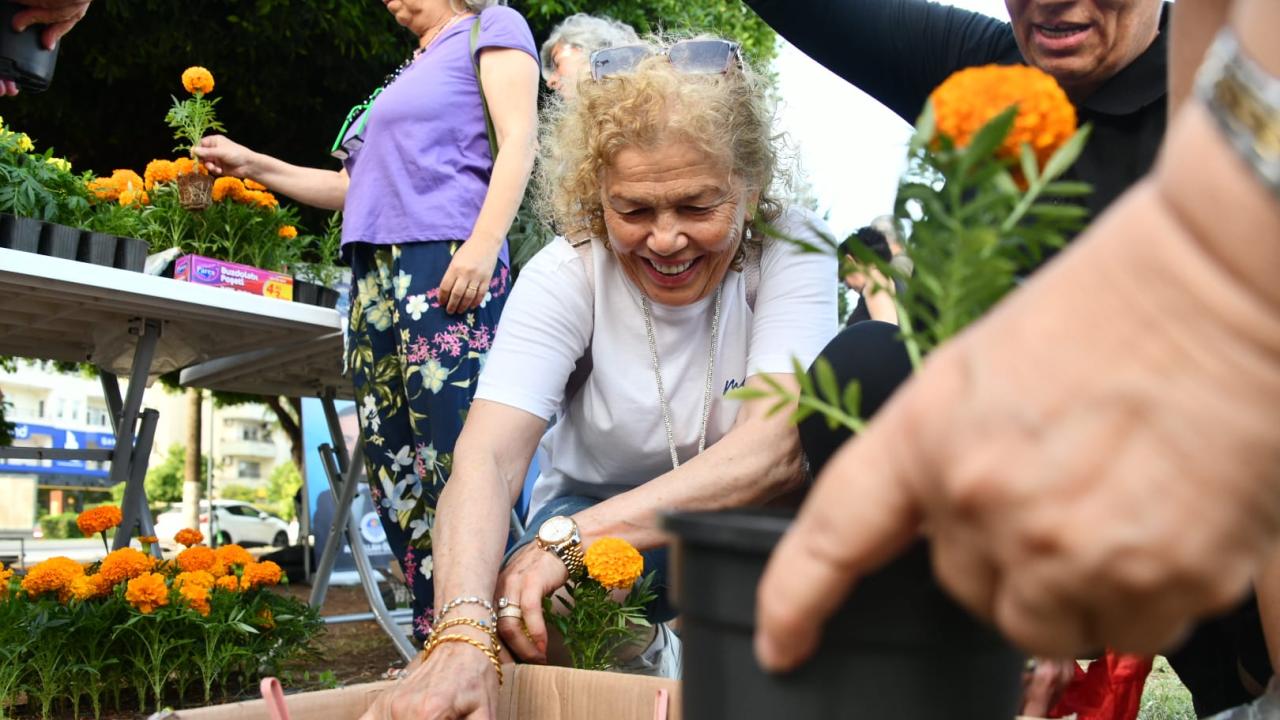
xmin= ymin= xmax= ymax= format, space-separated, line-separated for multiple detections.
xmin=1 ymin=0 xmax=92 ymax=96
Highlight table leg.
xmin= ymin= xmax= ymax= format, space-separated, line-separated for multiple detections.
xmin=105 ymin=319 xmax=161 ymax=549
xmin=308 ymin=441 xmax=359 ymax=609
xmin=116 ymin=409 xmax=160 ymax=557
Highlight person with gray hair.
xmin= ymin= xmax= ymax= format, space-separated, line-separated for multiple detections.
xmin=539 ymin=13 xmax=638 ymax=98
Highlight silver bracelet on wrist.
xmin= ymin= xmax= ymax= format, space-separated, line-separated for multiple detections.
xmin=437 ymin=595 xmax=498 ymax=625
xmin=1195 ymin=27 xmax=1280 ymax=200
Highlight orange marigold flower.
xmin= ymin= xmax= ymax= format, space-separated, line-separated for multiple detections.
xmin=212 ymin=176 xmax=246 ymax=203
xmin=174 ymin=528 xmax=204 ymax=547
xmin=243 ymin=190 xmax=279 ymax=209
xmin=76 ymin=506 xmax=123 ymax=536
xmin=176 ymin=545 xmax=216 ymax=573
xmin=111 ymin=169 xmax=145 ymax=193
xmin=182 ymin=66 xmax=215 ymax=95
xmin=277 ymin=225 xmax=298 ymax=240
xmin=215 ymin=575 xmax=240 ymax=593
xmin=179 ymin=583 xmax=211 ymax=616
xmin=87 ymin=177 xmax=119 ymax=202
xmin=240 ymin=560 xmax=283 ymax=590
xmin=126 ymin=572 xmax=170 ymax=614
xmin=69 ymin=573 xmax=112 ymax=602
xmin=20 ymin=556 xmax=84 ymax=599
xmin=215 ymin=544 xmax=254 ymax=568
xmin=138 ymin=535 xmax=159 ymax=544
xmin=928 ymin=64 xmax=1076 ymax=168
xmin=256 ymin=607 xmax=275 ymax=629
xmin=173 ymin=156 xmax=196 ymax=176
xmin=118 ymin=188 xmax=150 ymax=207
xmin=99 ymin=547 xmax=156 ymax=586
xmin=243 ymin=178 xmax=267 ymax=191
xmin=143 ymin=159 xmax=177 ymax=190
xmin=584 ymin=537 xmax=644 ymax=591
xmin=0 ymin=561 xmax=14 ymax=588
xmin=174 ymin=570 xmax=216 ymax=590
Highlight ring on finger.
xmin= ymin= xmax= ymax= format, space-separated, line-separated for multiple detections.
xmin=497 ymin=605 xmax=524 ymax=620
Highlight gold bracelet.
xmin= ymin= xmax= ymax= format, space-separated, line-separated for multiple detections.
xmin=422 ymin=633 xmax=504 ymax=685
xmin=430 ymin=617 xmax=498 ymax=648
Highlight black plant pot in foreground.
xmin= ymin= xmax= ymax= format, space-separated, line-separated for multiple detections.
xmin=0 ymin=1 xmax=58 ymax=92
xmin=78 ymin=232 xmax=117 ymax=266
xmin=38 ymin=221 xmax=80 ymax=259
xmin=665 ymin=510 xmax=1025 ymax=720
xmin=0 ymin=213 xmax=40 ymax=252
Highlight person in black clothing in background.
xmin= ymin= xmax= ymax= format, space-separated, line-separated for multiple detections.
xmin=842 ymin=226 xmax=898 ymax=327
xmin=747 ymin=0 xmax=1272 ymax=715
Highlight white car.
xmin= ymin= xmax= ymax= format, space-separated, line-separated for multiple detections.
xmin=153 ymin=500 xmax=294 ymax=549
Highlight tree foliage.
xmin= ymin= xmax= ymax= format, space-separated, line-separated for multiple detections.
xmin=112 ymin=443 xmax=209 ymax=505
xmin=7 ymin=0 xmax=774 ymax=195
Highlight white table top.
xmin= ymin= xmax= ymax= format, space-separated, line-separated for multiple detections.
xmin=0 ymin=248 xmax=341 ymax=375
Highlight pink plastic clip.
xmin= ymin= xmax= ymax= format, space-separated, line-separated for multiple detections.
xmin=260 ymin=677 xmax=290 ymax=720
xmin=653 ymin=688 xmax=670 ymax=720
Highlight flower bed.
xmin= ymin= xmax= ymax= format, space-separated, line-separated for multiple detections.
xmin=0 ymin=512 xmax=321 ymax=720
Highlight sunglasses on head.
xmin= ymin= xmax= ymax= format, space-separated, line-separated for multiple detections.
xmin=589 ymin=39 xmax=742 ymax=82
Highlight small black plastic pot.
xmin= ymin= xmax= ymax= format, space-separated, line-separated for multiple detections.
xmin=292 ymin=279 xmax=319 ymax=305
xmin=0 ymin=2 xmax=59 ymax=92
xmin=316 ymin=287 xmax=340 ymax=309
xmin=665 ymin=510 xmax=1025 ymax=720
xmin=0 ymin=213 xmax=41 ymax=252
xmin=77 ymin=231 xmax=118 ymax=266
xmin=38 ymin=222 xmax=80 ymax=259
xmin=114 ymin=236 xmax=149 ymax=272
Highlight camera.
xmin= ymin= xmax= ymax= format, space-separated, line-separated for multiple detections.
xmin=0 ymin=1 xmax=59 ymax=92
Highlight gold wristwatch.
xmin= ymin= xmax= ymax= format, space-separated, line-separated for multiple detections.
xmin=535 ymin=515 xmax=585 ymax=578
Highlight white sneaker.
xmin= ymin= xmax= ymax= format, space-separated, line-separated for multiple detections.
xmin=616 ymin=622 xmax=682 ymax=679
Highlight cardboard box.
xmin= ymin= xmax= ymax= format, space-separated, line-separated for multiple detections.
xmin=174 ymin=254 xmax=294 ymax=301
xmin=176 ymin=665 xmax=681 ymax=720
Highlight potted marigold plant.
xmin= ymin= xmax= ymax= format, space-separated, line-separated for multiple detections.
xmin=166 ymin=66 xmax=223 ymax=211
xmin=542 ymin=537 xmax=656 ymax=671
xmin=668 ymin=64 xmax=1092 ymax=720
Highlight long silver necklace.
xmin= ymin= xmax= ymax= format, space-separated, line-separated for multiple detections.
xmin=640 ymin=284 xmax=722 ymax=470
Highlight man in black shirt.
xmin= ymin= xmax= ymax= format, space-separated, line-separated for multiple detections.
xmin=746 ymin=0 xmax=1167 ymax=228
xmin=753 ymin=1 xmax=1271 ymax=715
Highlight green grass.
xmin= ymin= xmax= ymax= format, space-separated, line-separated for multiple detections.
xmin=1138 ymin=657 xmax=1196 ymax=720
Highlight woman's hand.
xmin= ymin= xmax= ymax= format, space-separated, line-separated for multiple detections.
xmin=193 ymin=135 xmax=259 ymax=178
xmin=494 ymin=543 xmax=569 ymax=663
xmin=360 ymin=638 xmax=500 ymax=720
xmin=10 ymin=0 xmax=91 ymax=50
xmin=438 ymin=239 xmax=500 ymax=315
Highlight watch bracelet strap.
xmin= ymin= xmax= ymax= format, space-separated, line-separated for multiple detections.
xmin=560 ymin=543 xmax=586 ymax=577
xmin=1196 ymin=27 xmax=1280 ymax=200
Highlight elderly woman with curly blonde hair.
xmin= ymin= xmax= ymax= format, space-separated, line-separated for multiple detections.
xmin=364 ymin=36 xmax=836 ymax=720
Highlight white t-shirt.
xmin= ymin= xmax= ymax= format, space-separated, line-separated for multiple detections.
xmin=475 ymin=206 xmax=839 ymax=515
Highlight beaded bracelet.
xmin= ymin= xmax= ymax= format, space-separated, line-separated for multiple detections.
xmin=430 ymin=617 xmax=499 ymax=649
xmin=422 ymin=633 xmax=504 ymax=685
xmin=438 ymin=595 xmax=498 ymax=625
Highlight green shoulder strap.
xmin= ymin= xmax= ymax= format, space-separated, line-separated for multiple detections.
xmin=470 ymin=15 xmax=500 ymax=162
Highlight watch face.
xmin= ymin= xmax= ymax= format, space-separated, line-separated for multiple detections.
xmin=539 ymin=516 xmax=574 ymax=544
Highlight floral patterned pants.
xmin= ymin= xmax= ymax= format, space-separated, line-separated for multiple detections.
xmin=346 ymin=241 xmax=509 ymax=641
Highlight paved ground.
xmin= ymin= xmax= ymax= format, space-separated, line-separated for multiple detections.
xmin=3 ymin=537 xmax=104 ymax=565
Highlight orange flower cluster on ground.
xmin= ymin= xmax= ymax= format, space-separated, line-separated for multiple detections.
xmin=0 ymin=561 xmax=13 ymax=588
xmin=928 ymin=64 xmax=1076 ymax=167
xmin=175 ymin=570 xmax=216 ymax=615
xmin=240 ymin=560 xmax=284 ymax=590
xmin=176 ymin=545 xmax=216 ymax=573
xmin=182 ymin=66 xmax=215 ymax=95
xmin=584 ymin=537 xmax=644 ymax=591
xmin=69 ymin=573 xmax=112 ymax=601
xmin=98 ymin=547 xmax=156 ymax=586
xmin=174 ymin=528 xmax=204 ymax=547
xmin=215 ymin=544 xmax=255 ymax=568
xmin=76 ymin=505 xmax=123 ymax=536
xmin=125 ymin=572 xmax=170 ymax=614
xmin=215 ymin=575 xmax=240 ymax=592
xmin=277 ymin=225 xmax=297 ymax=239
xmin=20 ymin=556 xmax=84 ymax=600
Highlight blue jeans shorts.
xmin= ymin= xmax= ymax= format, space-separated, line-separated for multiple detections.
xmin=506 ymin=494 xmax=676 ymax=623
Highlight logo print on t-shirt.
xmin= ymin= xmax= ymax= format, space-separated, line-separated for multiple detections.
xmin=723 ymin=378 xmax=745 ymax=395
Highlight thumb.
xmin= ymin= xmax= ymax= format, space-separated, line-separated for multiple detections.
xmin=754 ymin=396 xmax=924 ymax=672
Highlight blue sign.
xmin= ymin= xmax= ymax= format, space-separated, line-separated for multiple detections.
xmin=0 ymin=423 xmax=114 ymax=477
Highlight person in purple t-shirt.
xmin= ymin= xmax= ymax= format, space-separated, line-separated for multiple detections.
xmin=194 ymin=0 xmax=539 ymax=643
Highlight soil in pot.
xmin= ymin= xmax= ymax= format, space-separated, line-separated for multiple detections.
xmin=77 ymin=231 xmax=118 ymax=266
xmin=0 ymin=213 xmax=41 ymax=252
xmin=38 ymin=222 xmax=80 ymax=259
xmin=114 ymin=236 xmax=150 ymax=272
xmin=316 ymin=286 xmax=340 ymax=309
xmin=0 ymin=1 xmax=59 ymax=92
xmin=293 ymin=279 xmax=319 ymax=305
xmin=665 ymin=510 xmax=1025 ymax=720
xmin=177 ymin=172 xmax=214 ymax=211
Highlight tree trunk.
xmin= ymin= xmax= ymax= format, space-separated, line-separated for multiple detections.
xmin=265 ymin=396 xmax=304 ymax=471
xmin=182 ymin=388 xmax=203 ymax=531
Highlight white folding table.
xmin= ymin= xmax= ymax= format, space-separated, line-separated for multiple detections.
xmin=0 ymin=247 xmax=339 ymax=555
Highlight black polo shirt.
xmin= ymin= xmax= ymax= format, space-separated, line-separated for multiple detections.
xmin=746 ymin=0 xmax=1169 ymax=230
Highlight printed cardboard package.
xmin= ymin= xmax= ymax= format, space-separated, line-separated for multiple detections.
xmin=174 ymin=254 xmax=293 ymax=301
